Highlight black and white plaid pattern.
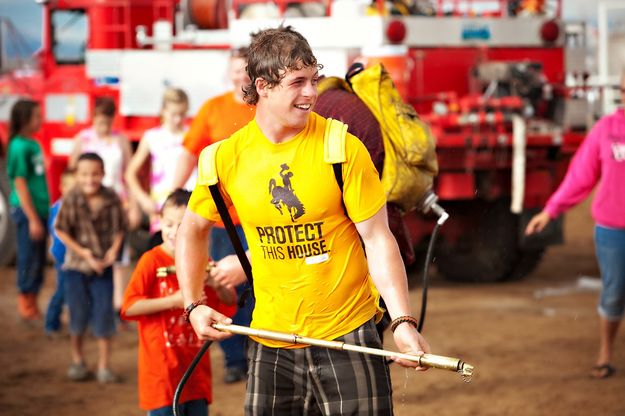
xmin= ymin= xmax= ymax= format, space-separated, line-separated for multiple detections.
xmin=244 ymin=319 xmax=393 ymax=415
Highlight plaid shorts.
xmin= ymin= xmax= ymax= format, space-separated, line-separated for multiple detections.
xmin=244 ymin=318 xmax=393 ymax=416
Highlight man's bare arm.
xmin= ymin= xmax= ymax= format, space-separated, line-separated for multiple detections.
xmin=176 ymin=208 xmax=231 ymax=340
xmin=355 ymin=206 xmax=431 ymax=369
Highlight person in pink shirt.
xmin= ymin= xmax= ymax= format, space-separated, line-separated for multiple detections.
xmin=125 ymin=87 xmax=197 ymax=246
xmin=526 ymin=74 xmax=625 ymax=379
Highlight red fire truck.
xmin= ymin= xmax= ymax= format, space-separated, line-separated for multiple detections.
xmin=0 ymin=0 xmax=590 ymax=281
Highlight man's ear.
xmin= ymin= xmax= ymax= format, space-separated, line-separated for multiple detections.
xmin=255 ymin=78 xmax=269 ymax=98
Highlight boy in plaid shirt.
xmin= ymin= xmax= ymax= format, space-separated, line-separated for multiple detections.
xmin=55 ymin=152 xmax=127 ymax=383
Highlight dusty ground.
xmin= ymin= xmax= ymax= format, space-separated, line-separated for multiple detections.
xmin=1 ymin=198 xmax=624 ymax=416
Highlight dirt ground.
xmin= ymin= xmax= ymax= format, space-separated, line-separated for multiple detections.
xmin=1 ymin=198 xmax=624 ymax=416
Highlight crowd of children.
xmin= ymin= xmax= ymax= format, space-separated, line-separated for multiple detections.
xmin=6 ymin=74 xmax=246 ymax=413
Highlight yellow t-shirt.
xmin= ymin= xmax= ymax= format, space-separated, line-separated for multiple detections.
xmin=189 ymin=112 xmax=386 ymax=347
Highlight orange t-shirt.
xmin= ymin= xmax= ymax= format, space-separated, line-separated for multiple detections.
xmin=183 ymin=91 xmax=255 ymax=157
xmin=183 ymin=91 xmax=255 ymax=226
xmin=121 ymin=246 xmax=236 ymax=411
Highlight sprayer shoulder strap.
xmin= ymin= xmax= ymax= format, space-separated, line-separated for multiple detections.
xmin=199 ymin=142 xmax=254 ymax=306
xmin=197 ymin=142 xmax=224 ymax=186
xmin=323 ymin=118 xmax=349 ymax=215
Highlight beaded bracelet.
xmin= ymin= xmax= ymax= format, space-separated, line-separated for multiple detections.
xmin=182 ymin=299 xmax=205 ymax=323
xmin=390 ymin=315 xmax=419 ymax=332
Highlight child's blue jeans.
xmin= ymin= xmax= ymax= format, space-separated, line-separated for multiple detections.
xmin=45 ymin=264 xmax=66 ymax=333
xmin=148 ymin=399 xmax=208 ymax=416
xmin=65 ymin=267 xmax=115 ymax=338
xmin=11 ymin=206 xmax=47 ymax=294
xmin=595 ymin=225 xmax=625 ymax=320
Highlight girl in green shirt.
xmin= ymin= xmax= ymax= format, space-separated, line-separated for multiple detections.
xmin=7 ymin=99 xmax=50 ymax=321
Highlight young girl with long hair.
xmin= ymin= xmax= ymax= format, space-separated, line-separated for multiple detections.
xmin=125 ymin=87 xmax=196 ymax=246
xmin=7 ymin=99 xmax=50 ymax=322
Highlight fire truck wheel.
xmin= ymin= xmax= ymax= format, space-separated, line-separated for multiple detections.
xmin=0 ymin=163 xmax=16 ymax=266
xmin=435 ymin=199 xmax=542 ymax=283
xmin=507 ymin=248 xmax=545 ymax=281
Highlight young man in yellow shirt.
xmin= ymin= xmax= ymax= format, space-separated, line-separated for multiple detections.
xmin=177 ymin=26 xmax=430 ymax=414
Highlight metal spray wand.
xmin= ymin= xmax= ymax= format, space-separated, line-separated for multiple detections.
xmin=212 ymin=323 xmax=474 ymax=381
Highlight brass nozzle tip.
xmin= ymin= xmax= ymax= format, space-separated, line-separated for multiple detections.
xmin=458 ymin=363 xmax=474 ymax=381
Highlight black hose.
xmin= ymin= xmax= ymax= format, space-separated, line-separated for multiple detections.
xmin=172 ymin=340 xmax=213 ymax=416
xmin=417 ymin=221 xmax=441 ymax=333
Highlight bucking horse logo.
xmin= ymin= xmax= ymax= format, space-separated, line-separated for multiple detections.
xmin=269 ymin=163 xmax=305 ymax=222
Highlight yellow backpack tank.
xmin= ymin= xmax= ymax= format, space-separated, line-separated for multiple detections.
xmin=319 ymin=63 xmax=439 ymax=213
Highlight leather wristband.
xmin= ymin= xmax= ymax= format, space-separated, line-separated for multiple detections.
xmin=182 ymin=299 xmax=205 ymax=323
xmin=390 ymin=315 xmax=419 ymax=332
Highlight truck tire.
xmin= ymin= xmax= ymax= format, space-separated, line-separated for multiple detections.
xmin=0 ymin=163 xmax=16 ymax=266
xmin=507 ymin=248 xmax=545 ymax=281
xmin=435 ymin=199 xmax=543 ymax=283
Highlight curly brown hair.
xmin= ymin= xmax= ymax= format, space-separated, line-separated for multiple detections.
xmin=243 ymin=26 xmax=321 ymax=105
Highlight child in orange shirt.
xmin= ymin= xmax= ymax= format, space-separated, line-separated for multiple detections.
xmin=121 ymin=189 xmax=236 ymax=415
